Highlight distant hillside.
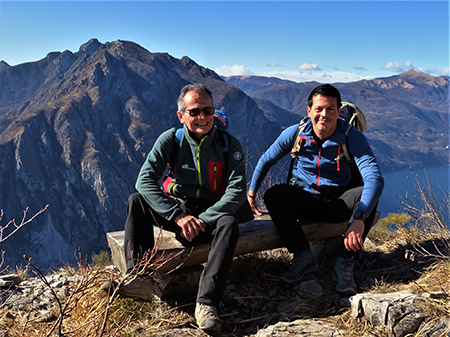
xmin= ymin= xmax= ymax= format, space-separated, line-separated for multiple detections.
xmin=225 ymin=71 xmax=449 ymax=171
xmin=0 ymin=38 xmax=448 ymax=269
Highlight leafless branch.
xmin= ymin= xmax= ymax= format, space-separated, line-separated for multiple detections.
xmin=401 ymin=168 xmax=450 ymax=259
xmin=24 ymin=254 xmax=64 ymax=336
xmin=0 ymin=205 xmax=49 ymax=245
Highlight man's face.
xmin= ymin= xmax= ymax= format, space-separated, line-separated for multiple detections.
xmin=307 ymin=94 xmax=341 ymax=140
xmin=177 ymin=90 xmax=214 ymax=139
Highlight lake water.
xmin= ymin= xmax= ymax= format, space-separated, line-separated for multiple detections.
xmin=378 ymin=165 xmax=449 ymax=224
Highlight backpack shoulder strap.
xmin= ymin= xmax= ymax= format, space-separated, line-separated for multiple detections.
xmin=218 ymin=129 xmax=229 ymax=154
xmin=287 ymin=117 xmax=309 ymax=183
xmin=217 ymin=129 xmax=230 ymax=165
xmin=290 ymin=116 xmax=309 ymax=158
xmin=342 ymin=124 xmax=364 ymax=187
xmin=175 ymin=128 xmax=183 ymax=145
xmin=341 ymin=124 xmax=353 ymax=163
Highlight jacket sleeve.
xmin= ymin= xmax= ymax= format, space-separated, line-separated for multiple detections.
xmin=135 ymin=128 xmax=183 ymax=221
xmin=348 ymin=128 xmax=385 ymax=219
xmin=249 ymin=124 xmax=298 ymax=193
xmin=198 ymin=134 xmax=247 ymax=225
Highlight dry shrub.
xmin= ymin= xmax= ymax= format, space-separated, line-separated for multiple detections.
xmin=401 ymin=168 xmax=450 ymax=259
xmin=108 ymin=298 xmax=192 ymax=335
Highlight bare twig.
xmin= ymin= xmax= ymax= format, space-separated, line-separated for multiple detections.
xmin=24 ymin=254 xmax=64 ymax=336
xmin=401 ymin=168 xmax=450 ymax=259
xmin=0 ymin=205 xmax=49 ymax=244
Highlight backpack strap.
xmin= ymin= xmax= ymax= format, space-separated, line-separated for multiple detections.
xmin=217 ymin=128 xmax=229 ymax=156
xmin=174 ymin=128 xmax=183 ymax=145
xmin=341 ymin=124 xmax=353 ymax=163
xmin=286 ymin=116 xmax=309 ymax=183
xmin=290 ymin=116 xmax=309 ymax=159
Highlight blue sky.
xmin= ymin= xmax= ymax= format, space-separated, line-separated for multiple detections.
xmin=1 ymin=1 xmax=449 ymax=83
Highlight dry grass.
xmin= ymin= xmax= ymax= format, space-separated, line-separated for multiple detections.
xmin=1 ymin=232 xmax=449 ymax=336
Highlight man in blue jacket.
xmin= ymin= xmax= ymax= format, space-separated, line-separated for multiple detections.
xmin=123 ymin=83 xmax=246 ymax=334
xmin=247 ymin=84 xmax=384 ymax=295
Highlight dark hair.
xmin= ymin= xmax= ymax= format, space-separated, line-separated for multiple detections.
xmin=307 ymin=84 xmax=342 ymax=109
xmin=177 ymin=83 xmax=213 ymax=112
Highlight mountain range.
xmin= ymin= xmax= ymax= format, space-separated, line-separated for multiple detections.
xmin=0 ymin=38 xmax=448 ymax=269
xmin=225 ymin=71 xmax=449 ymax=171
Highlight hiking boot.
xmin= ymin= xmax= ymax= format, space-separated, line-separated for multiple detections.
xmin=280 ymin=248 xmax=319 ymax=283
xmin=195 ymin=303 xmax=221 ymax=335
xmin=101 ymin=277 xmax=155 ymax=301
xmin=334 ymin=256 xmax=357 ymax=295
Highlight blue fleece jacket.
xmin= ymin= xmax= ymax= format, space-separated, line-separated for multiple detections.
xmin=249 ymin=118 xmax=384 ymax=219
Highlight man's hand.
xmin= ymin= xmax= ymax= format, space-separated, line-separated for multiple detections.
xmin=247 ymin=191 xmax=262 ymax=216
xmin=344 ymin=219 xmax=365 ymax=252
xmin=174 ymin=212 xmax=206 ymax=242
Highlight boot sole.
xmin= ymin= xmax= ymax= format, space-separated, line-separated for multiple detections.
xmin=195 ymin=318 xmax=222 ymax=335
xmin=335 ymin=285 xmax=357 ymax=295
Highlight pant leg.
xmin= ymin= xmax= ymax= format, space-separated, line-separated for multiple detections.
xmin=124 ymin=192 xmax=174 ymax=273
xmin=196 ymin=215 xmax=239 ymax=306
xmin=331 ymin=186 xmax=379 ymax=258
xmin=264 ymin=184 xmax=362 ymax=254
xmin=263 ymin=184 xmax=321 ymax=253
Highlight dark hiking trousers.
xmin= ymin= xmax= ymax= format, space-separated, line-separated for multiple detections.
xmin=124 ymin=192 xmax=239 ymax=307
xmin=263 ymin=184 xmax=378 ymax=258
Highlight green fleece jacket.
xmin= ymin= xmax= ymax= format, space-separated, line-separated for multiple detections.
xmin=136 ymin=124 xmax=247 ymax=226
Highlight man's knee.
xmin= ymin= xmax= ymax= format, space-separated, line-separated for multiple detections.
xmin=216 ymin=215 xmax=239 ymax=239
xmin=126 ymin=192 xmax=150 ymax=215
xmin=128 ymin=192 xmax=144 ymax=206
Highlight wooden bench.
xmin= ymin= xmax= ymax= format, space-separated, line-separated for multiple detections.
xmin=106 ymin=213 xmax=379 ymax=275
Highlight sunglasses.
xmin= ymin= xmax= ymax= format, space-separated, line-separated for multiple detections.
xmin=185 ymin=107 xmax=215 ymax=117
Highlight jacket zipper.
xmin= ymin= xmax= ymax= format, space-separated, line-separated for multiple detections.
xmin=213 ymin=165 xmax=217 ymax=191
xmin=337 ymin=145 xmax=341 ymax=171
xmin=195 ymin=136 xmax=207 ymax=198
xmin=315 ymin=147 xmax=321 ymax=194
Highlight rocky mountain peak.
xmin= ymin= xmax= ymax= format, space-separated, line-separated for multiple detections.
xmin=79 ymin=38 xmax=103 ymax=55
xmin=370 ymin=69 xmax=449 ymax=91
xmin=45 ymin=51 xmax=61 ymax=61
xmin=0 ymin=60 xmax=11 ymax=69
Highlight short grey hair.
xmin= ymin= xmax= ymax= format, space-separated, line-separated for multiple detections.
xmin=177 ymin=83 xmax=213 ymax=112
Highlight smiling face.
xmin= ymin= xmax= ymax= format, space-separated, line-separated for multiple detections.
xmin=307 ymin=94 xmax=341 ymax=140
xmin=177 ymin=90 xmax=214 ymax=140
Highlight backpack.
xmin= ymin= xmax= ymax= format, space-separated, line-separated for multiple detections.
xmin=287 ymin=102 xmax=366 ymax=186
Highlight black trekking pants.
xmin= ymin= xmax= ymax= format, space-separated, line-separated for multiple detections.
xmin=263 ymin=184 xmax=377 ymax=258
xmin=124 ymin=192 xmax=239 ymax=306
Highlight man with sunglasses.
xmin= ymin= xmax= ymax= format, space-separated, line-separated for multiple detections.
xmin=123 ymin=83 xmax=246 ymax=335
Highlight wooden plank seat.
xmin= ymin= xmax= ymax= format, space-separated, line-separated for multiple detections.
xmin=106 ymin=213 xmax=379 ymax=275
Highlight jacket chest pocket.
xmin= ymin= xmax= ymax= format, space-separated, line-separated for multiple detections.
xmin=208 ymin=161 xmax=226 ymax=196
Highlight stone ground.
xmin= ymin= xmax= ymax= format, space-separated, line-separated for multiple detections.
xmin=117 ymin=240 xmax=445 ymax=336
xmin=0 ymin=239 xmax=447 ymax=336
